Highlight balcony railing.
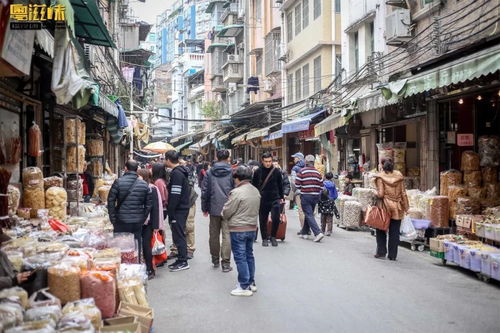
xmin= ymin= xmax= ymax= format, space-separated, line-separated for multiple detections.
xmin=221 ymin=3 xmax=238 ymax=24
xmin=211 ymin=76 xmax=226 ymax=92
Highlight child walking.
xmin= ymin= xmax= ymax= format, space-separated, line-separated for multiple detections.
xmin=319 ymin=172 xmax=339 ymax=236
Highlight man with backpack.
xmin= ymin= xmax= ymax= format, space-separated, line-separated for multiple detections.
xmin=108 ymin=160 xmax=153 ymax=260
xmin=252 ymin=152 xmax=284 ymax=247
xmin=201 ymin=149 xmax=234 ymax=272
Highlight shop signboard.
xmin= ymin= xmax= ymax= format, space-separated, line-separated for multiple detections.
xmin=1 ymin=21 xmax=35 ymax=75
xmin=457 ymin=134 xmax=473 ymax=147
xmin=298 ymin=126 xmax=315 ymax=140
xmin=446 ymin=131 xmax=456 ymax=144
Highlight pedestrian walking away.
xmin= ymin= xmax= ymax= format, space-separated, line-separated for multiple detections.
xmin=252 ymin=152 xmax=284 ymax=247
xmin=295 ymin=155 xmax=324 ymax=242
xmin=373 ymin=159 xmax=409 ymax=261
xmin=319 ymin=172 xmax=339 ymax=236
xmin=108 ymin=160 xmax=153 ymax=263
xmin=290 ymin=152 xmax=305 ymax=228
xmin=222 ymin=166 xmax=261 ymax=297
xmin=164 ymin=150 xmax=192 ymax=272
xmin=273 ymin=159 xmax=291 ymax=212
xmin=201 ymin=149 xmax=234 ymax=272
xmin=137 ymin=168 xmax=161 ymax=280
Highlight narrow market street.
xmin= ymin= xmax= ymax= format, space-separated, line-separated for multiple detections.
xmin=150 ymin=198 xmax=500 ymax=333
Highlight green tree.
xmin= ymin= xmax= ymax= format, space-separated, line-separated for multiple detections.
xmin=201 ymin=100 xmax=221 ymax=119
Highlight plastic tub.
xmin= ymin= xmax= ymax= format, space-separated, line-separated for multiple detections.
xmin=480 ymin=252 xmax=499 ymax=277
xmin=475 ymin=222 xmax=485 ymax=237
xmin=484 ymin=224 xmax=495 ymax=241
xmin=494 ymin=225 xmax=500 ymax=242
xmin=491 ymin=255 xmax=500 ymax=281
xmin=444 ymin=241 xmax=454 ymax=261
xmin=411 ymin=219 xmax=432 ymax=230
xmin=459 ymin=246 xmax=471 ymax=269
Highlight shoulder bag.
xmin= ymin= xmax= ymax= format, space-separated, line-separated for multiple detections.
xmin=364 ymin=199 xmax=390 ymax=231
xmin=260 ymin=167 xmax=276 ymax=192
xmin=116 ymin=177 xmax=140 ymax=210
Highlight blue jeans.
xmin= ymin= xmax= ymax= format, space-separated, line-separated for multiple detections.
xmin=230 ymin=231 xmax=256 ymax=289
xmin=300 ymin=195 xmax=321 ymax=236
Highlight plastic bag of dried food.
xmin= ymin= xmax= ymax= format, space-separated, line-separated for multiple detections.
xmin=456 ymin=197 xmax=481 ymax=215
xmin=57 ymin=313 xmax=95 ymax=333
xmin=481 ymin=167 xmax=497 ymax=184
xmin=467 ymin=186 xmax=486 ymax=200
xmin=28 ymin=123 xmax=42 ymax=158
xmin=83 ymin=232 xmax=111 ymax=250
xmin=407 ymin=208 xmax=424 ymax=219
xmin=7 ymin=185 xmax=20 ymax=216
xmin=448 ymin=185 xmax=467 ymax=203
xmin=64 ymin=119 xmax=85 ymax=145
xmin=352 ymin=188 xmax=377 ymax=212
xmin=28 ymin=289 xmax=61 ymax=309
xmin=117 ymin=264 xmax=148 ymax=307
xmin=66 ymin=146 xmax=86 ymax=173
xmin=24 ymin=306 xmax=61 ymax=327
xmin=97 ymin=186 xmax=111 ymax=203
xmin=23 ymin=187 xmax=45 ymax=218
xmin=393 ymin=142 xmax=406 ymax=163
xmin=485 ymin=183 xmax=500 ymax=199
xmin=47 ymin=264 xmax=81 ymax=305
xmin=461 ymin=151 xmax=480 ymax=171
xmin=439 ymin=170 xmax=462 ymax=196
xmin=87 ymin=140 xmax=103 ymax=157
xmin=400 ymin=216 xmax=417 ymax=241
xmin=427 ymin=196 xmax=449 ymax=228
xmin=5 ymin=320 xmax=56 ymax=333
xmin=0 ymin=287 xmax=28 ymax=309
xmin=45 ymin=187 xmax=67 ymax=221
xmin=5 ymin=251 xmax=23 ymax=272
xmin=478 ymin=135 xmax=500 ymax=167
xmin=343 ymin=200 xmax=362 ymax=228
xmin=463 ymin=171 xmax=481 ymax=187
xmin=0 ymin=300 xmax=24 ymax=330
xmin=62 ymin=299 xmax=101 ymax=330
xmin=43 ymin=177 xmax=63 ymax=191
xmin=22 ymin=167 xmax=43 ymax=188
xmin=80 ymin=271 xmax=116 ymax=318
xmin=376 ymin=143 xmax=393 ymax=166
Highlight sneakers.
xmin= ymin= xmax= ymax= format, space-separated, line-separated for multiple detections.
xmin=250 ymin=282 xmax=257 ymax=292
xmin=169 ymin=261 xmax=190 ymax=272
xmin=300 ymin=234 xmax=309 ymax=240
xmin=230 ymin=286 xmax=253 ymax=297
xmin=325 ymin=232 xmax=332 ymax=236
xmin=222 ymin=264 xmax=233 ymax=273
xmin=213 ymin=262 xmax=220 ymax=269
xmin=167 ymin=260 xmax=180 ymax=269
xmin=313 ymin=233 xmax=324 ymax=242
xmin=262 ymin=239 xmax=269 ymax=247
xmin=270 ymin=237 xmax=278 ymax=247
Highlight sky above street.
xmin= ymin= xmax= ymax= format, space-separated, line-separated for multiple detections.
xmin=129 ymin=0 xmax=173 ymax=26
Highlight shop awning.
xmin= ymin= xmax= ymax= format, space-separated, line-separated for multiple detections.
xmin=403 ymin=44 xmax=500 ymax=97
xmin=207 ymin=130 xmax=221 ymax=140
xmin=281 ymin=110 xmax=325 ymax=134
xmin=70 ymin=0 xmax=116 ymax=48
xmin=174 ymin=141 xmax=193 ymax=152
xmin=246 ymin=123 xmax=282 ymax=141
xmin=264 ymin=130 xmax=283 ymax=141
xmin=232 ymin=132 xmax=250 ymax=145
xmin=98 ymin=93 xmax=119 ymax=118
xmin=206 ymin=43 xmax=228 ymax=53
xmin=217 ymin=24 xmax=244 ymax=38
xmin=170 ymin=129 xmax=207 ymax=143
xmin=35 ymin=29 xmax=54 ymax=58
xmin=356 ymin=90 xmax=399 ymax=114
xmin=314 ymin=113 xmax=345 ymax=137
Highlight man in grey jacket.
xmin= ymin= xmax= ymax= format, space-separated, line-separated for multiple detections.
xmin=222 ymin=166 xmax=261 ymax=296
xmin=201 ymin=149 xmax=234 ymax=272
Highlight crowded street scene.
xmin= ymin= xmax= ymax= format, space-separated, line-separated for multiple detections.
xmin=0 ymin=0 xmax=499 ymax=332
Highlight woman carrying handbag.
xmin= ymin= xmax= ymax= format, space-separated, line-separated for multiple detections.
xmin=373 ymin=159 xmax=409 ymax=261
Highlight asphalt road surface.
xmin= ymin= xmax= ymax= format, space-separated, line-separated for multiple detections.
xmin=149 ymin=200 xmax=500 ymax=333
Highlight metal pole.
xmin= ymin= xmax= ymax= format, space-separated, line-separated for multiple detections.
xmin=129 ymin=79 xmax=133 ymax=159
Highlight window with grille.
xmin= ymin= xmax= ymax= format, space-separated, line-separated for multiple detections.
xmin=313 ymin=0 xmax=321 ymax=19
xmin=295 ymin=68 xmax=302 ymax=101
xmin=302 ymin=63 xmax=309 ymax=97
xmin=354 ymin=31 xmax=359 ymax=71
xmin=313 ymin=56 xmax=321 ymax=92
xmin=303 ymin=0 xmax=309 ymax=29
xmin=287 ymin=73 xmax=294 ymax=103
xmin=295 ymin=4 xmax=301 ymax=36
xmin=286 ymin=12 xmax=293 ymax=42
xmin=265 ymin=31 xmax=281 ymax=75
xmin=256 ymin=54 xmax=263 ymax=75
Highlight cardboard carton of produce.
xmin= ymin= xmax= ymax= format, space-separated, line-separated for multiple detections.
xmin=117 ymin=302 xmax=153 ymax=333
xmin=100 ymin=322 xmax=140 ymax=333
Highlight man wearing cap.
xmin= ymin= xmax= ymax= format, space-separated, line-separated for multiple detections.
xmin=290 ymin=153 xmax=306 ymax=229
xmin=295 ymin=155 xmax=324 ymax=242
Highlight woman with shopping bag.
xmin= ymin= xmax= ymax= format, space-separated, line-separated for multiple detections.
xmin=372 ymin=159 xmax=409 ymax=261
xmin=137 ymin=169 xmax=163 ymax=279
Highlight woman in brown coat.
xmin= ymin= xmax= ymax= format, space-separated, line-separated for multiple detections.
xmin=374 ymin=159 xmax=409 ymax=261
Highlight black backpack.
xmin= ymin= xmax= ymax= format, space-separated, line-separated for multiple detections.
xmin=188 ymin=176 xmax=198 ymax=207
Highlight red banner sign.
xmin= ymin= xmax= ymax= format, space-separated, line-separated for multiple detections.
xmin=457 ymin=134 xmax=474 ymax=147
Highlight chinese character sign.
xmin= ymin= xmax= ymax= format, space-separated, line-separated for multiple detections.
xmin=10 ymin=3 xmax=65 ymax=21
xmin=457 ymin=134 xmax=474 ymax=147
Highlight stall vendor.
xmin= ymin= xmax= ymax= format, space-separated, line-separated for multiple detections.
xmin=0 ymin=233 xmax=31 ymax=290
xmin=81 ymin=162 xmax=95 ymax=202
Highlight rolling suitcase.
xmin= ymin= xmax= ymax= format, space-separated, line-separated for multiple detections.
xmin=267 ymin=213 xmax=287 ymax=241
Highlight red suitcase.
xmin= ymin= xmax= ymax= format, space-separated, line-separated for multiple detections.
xmin=267 ymin=213 xmax=287 ymax=241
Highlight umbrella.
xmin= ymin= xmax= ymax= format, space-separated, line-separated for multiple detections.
xmin=143 ymin=141 xmax=175 ymax=153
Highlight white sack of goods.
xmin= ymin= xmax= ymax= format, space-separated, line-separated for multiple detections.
xmin=343 ymin=200 xmax=362 ymax=228
xmin=352 ymin=188 xmax=377 ymax=212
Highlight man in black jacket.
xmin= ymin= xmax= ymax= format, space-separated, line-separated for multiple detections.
xmin=252 ymin=152 xmax=284 ymax=247
xmin=108 ymin=160 xmax=152 ymax=261
xmin=165 ymin=150 xmax=191 ymax=272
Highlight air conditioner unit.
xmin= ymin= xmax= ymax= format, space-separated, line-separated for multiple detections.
xmin=83 ymin=44 xmax=93 ymax=64
xmin=386 ymin=9 xmax=412 ymax=45
xmin=227 ymin=54 xmax=239 ymax=62
xmin=227 ymin=82 xmax=237 ymax=94
xmin=263 ymin=79 xmax=273 ymax=93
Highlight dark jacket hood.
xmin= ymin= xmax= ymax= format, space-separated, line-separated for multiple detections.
xmin=174 ymin=165 xmax=190 ymax=177
xmin=211 ymin=162 xmax=232 ymax=177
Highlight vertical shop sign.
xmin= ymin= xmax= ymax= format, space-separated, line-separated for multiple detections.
xmin=457 ymin=134 xmax=474 ymax=147
xmin=1 ymin=20 xmax=35 ymax=75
